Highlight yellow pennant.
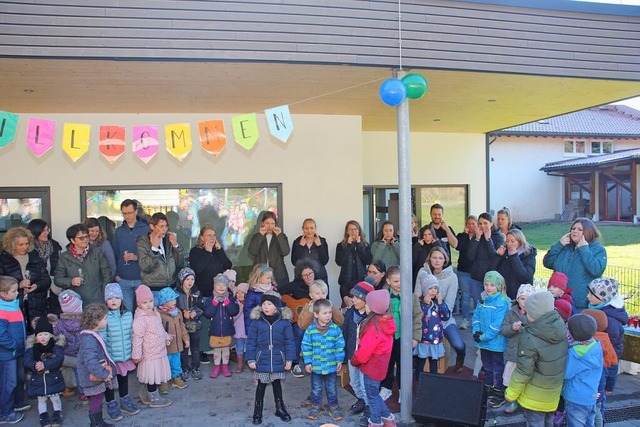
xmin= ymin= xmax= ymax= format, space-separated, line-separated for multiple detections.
xmin=232 ymin=113 xmax=259 ymax=150
xmin=165 ymin=123 xmax=192 ymax=161
xmin=62 ymin=123 xmax=91 ymax=162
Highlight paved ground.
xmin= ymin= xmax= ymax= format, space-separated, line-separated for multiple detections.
xmin=16 ymin=315 xmax=640 ymax=426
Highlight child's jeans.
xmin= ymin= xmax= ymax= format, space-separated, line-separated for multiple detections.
xmin=363 ymin=374 xmax=391 ymax=424
xmin=310 ymin=372 xmax=338 ymax=406
xmin=348 ymin=361 xmax=367 ymax=404
xmin=0 ymin=359 xmax=17 ymax=416
xmin=480 ymin=349 xmax=505 ymax=391
xmin=603 ymin=364 xmax=618 ymax=392
xmin=521 ymin=408 xmax=554 ymax=427
xmin=292 ymin=324 xmax=303 ymax=364
xmin=181 ymin=331 xmax=201 ymax=371
xmin=234 ymin=338 xmax=247 ymax=355
xmin=167 ymin=353 xmax=182 ymax=378
xmin=565 ymin=401 xmax=596 ymax=427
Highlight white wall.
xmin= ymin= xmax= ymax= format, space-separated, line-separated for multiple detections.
xmin=0 ymin=113 xmax=363 ymax=304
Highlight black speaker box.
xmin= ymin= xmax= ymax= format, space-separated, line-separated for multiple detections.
xmin=412 ymin=373 xmax=487 ymax=427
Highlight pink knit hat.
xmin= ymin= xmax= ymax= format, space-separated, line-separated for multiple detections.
xmin=135 ymin=285 xmax=153 ymax=305
xmin=223 ymin=269 xmax=237 ymax=282
xmin=366 ymin=290 xmax=390 ymax=315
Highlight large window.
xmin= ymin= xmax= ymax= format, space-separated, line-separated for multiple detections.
xmin=0 ymin=187 xmax=51 ymax=237
xmin=81 ymin=184 xmax=282 ymax=267
xmin=564 ymin=139 xmax=586 ymax=156
xmin=591 ymin=140 xmax=613 ymax=155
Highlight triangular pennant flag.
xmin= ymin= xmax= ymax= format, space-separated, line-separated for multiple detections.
xmin=132 ymin=125 xmax=159 ymax=164
xmin=27 ymin=118 xmax=56 ymax=157
xmin=265 ymin=105 xmax=293 ymax=143
xmin=198 ymin=119 xmax=226 ymax=156
xmin=62 ymin=123 xmax=91 ymax=162
xmin=0 ymin=111 xmax=20 ymax=148
xmin=165 ymin=123 xmax=192 ymax=161
xmin=99 ymin=125 xmax=126 ymax=164
xmin=232 ymin=113 xmax=259 ymax=150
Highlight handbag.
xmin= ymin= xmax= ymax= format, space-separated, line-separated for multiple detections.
xmin=185 ymin=320 xmax=198 ymax=334
xmin=209 ymin=335 xmax=232 ymax=348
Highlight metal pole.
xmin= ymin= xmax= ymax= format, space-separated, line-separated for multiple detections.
xmin=395 ymin=69 xmax=414 ymax=424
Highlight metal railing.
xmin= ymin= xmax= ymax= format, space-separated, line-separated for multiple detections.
xmin=535 ymin=258 xmax=640 ymax=315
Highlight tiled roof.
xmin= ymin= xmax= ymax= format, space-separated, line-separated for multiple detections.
xmin=540 ymin=147 xmax=640 ymax=171
xmin=495 ymin=105 xmax=640 ymax=136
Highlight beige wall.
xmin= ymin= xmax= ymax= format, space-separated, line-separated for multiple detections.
xmin=0 ymin=113 xmax=363 ymax=303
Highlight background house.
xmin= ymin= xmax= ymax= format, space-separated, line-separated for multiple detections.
xmin=490 ymin=105 xmax=640 ymax=222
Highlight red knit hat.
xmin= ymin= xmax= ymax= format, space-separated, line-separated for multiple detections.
xmin=548 ymin=272 xmax=569 ymax=293
xmin=554 ymin=299 xmax=572 ymax=322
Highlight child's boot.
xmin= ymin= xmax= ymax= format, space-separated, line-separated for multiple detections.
xmin=138 ymin=389 xmax=150 ymax=406
xmin=51 ymin=410 xmax=63 ymax=427
xmin=381 ymin=413 xmax=397 ymax=427
xmin=39 ymin=411 xmax=51 ymax=427
xmin=454 ymin=353 xmax=465 ymax=373
xmin=171 ymin=376 xmax=188 ymax=389
xmin=252 ymin=400 xmax=263 ymax=424
xmin=120 ymin=395 xmax=140 ymax=415
xmin=158 ymin=382 xmax=169 ymax=394
xmin=148 ymin=390 xmax=172 ymax=408
xmin=89 ymin=412 xmax=114 ymax=427
xmin=221 ymin=363 xmax=232 ymax=377
xmin=210 ymin=364 xmax=221 ymax=378
xmin=274 ymin=399 xmax=291 ymax=422
xmin=106 ymin=400 xmax=124 ymax=421
xmin=235 ymin=355 xmax=245 ymax=373
xmin=368 ymin=420 xmax=383 ymax=427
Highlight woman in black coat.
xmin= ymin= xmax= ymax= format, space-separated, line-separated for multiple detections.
xmin=496 ymin=229 xmax=537 ymax=300
xmin=189 ymin=226 xmax=232 ymax=298
xmin=247 ymin=211 xmax=290 ymax=287
xmin=411 ymin=225 xmax=444 ymax=285
xmin=467 ymin=212 xmax=505 ymax=283
xmin=290 ymin=218 xmax=329 ymax=284
xmin=336 ymin=220 xmax=372 ymax=307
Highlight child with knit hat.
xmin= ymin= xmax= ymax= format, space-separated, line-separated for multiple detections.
xmin=53 ymin=289 xmax=84 ymax=400
xmin=175 ymin=268 xmax=204 ymax=380
xmin=233 ymin=282 xmax=250 ymax=373
xmin=102 ymin=282 xmax=140 ymax=421
xmin=500 ymin=283 xmax=533 ymax=414
xmin=415 ymin=272 xmax=450 ymax=376
xmin=505 ymin=291 xmax=568 ymax=426
xmin=131 ymin=285 xmax=172 ymax=409
xmin=350 ymin=289 xmax=397 ymax=427
xmin=223 ymin=269 xmax=237 ymax=293
xmin=587 ymin=277 xmax=628 ymax=395
xmin=246 ymin=291 xmax=296 ymax=424
xmin=547 ymin=272 xmax=576 ymax=315
xmin=342 ymin=281 xmax=374 ymax=425
xmin=554 ymin=299 xmax=572 ymax=323
xmin=472 ymin=271 xmax=510 ymax=409
xmin=563 ymin=314 xmax=603 ymax=427
xmin=157 ymin=286 xmax=190 ymax=389
xmin=24 ymin=316 xmax=65 ymax=427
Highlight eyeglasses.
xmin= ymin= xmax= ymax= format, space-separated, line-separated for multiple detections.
xmin=74 ymin=235 xmax=89 ymax=241
xmin=301 ymin=272 xmax=314 ymax=278
xmin=122 ymin=210 xmax=136 ymax=215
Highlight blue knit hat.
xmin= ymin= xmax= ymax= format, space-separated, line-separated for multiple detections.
xmin=104 ymin=282 xmax=123 ymax=302
xmin=156 ymin=287 xmax=180 ymax=306
xmin=178 ymin=268 xmax=195 ymax=284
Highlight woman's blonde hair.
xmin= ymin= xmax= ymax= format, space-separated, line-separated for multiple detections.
xmin=2 ymin=227 xmax=34 ymax=255
xmin=506 ymin=229 xmax=533 ymax=255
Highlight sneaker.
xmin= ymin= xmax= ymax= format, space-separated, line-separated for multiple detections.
xmin=191 ymin=368 xmax=203 ymax=380
xmin=504 ymin=400 xmax=519 ymax=414
xmin=13 ymin=404 xmax=31 ymax=413
xmin=181 ymin=369 xmax=190 ymax=381
xmin=50 ymin=410 xmax=63 ymax=427
xmin=159 ymin=383 xmax=170 ymax=395
xmin=172 ymin=377 xmax=188 ymax=389
xmin=291 ymin=364 xmax=304 ymax=378
xmin=328 ymin=404 xmax=344 ymax=421
xmin=39 ymin=412 xmax=50 ymax=427
xmin=199 ymin=352 xmax=211 ymax=364
xmin=307 ymin=405 xmax=323 ymax=420
xmin=459 ymin=318 xmax=469 ymax=330
xmin=379 ymin=386 xmax=393 ymax=401
xmin=0 ymin=412 xmax=24 ymax=424
xmin=488 ymin=396 xmax=505 ymax=408
xmin=348 ymin=398 xmax=365 ymax=416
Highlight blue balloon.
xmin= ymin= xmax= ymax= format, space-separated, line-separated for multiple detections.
xmin=379 ymin=78 xmax=406 ymax=107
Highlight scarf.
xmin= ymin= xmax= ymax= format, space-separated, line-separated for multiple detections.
xmin=35 ymin=240 xmax=54 ymax=262
xmin=33 ymin=338 xmax=55 ymax=363
xmin=256 ymin=283 xmax=272 ymax=293
xmin=315 ymin=320 xmax=330 ymax=335
xmin=213 ymin=291 xmax=229 ymax=302
xmin=158 ymin=304 xmax=180 ymax=317
xmin=68 ymin=244 xmax=88 ymax=262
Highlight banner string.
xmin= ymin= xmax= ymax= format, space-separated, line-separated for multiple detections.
xmin=288 ymin=76 xmax=387 ymax=107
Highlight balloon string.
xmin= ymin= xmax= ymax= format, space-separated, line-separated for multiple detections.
xmin=398 ymin=0 xmax=403 ymax=70
xmin=288 ymin=77 xmax=387 ymax=107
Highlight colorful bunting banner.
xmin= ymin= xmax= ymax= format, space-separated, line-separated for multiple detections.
xmin=132 ymin=125 xmax=159 ymax=164
xmin=26 ymin=118 xmax=56 ymax=157
xmin=165 ymin=123 xmax=192 ymax=161
xmin=232 ymin=113 xmax=259 ymax=150
xmin=265 ymin=105 xmax=293 ymax=143
xmin=198 ymin=119 xmax=226 ymax=157
xmin=99 ymin=125 xmax=126 ymax=164
xmin=0 ymin=111 xmax=19 ymax=149
xmin=62 ymin=123 xmax=91 ymax=162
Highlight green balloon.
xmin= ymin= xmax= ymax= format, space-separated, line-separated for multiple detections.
xmin=402 ymin=74 xmax=428 ymax=100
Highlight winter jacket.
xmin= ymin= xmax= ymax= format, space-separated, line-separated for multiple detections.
xmin=158 ymin=309 xmax=189 ymax=354
xmin=111 ymin=218 xmax=150 ymax=280
xmin=23 ymin=334 xmax=66 ymax=397
xmin=54 ymin=246 xmax=112 ymax=305
xmin=500 ymin=303 xmax=528 ymax=363
xmin=468 ymin=230 xmax=505 ymax=282
xmin=0 ymin=298 xmax=26 ymax=361
xmin=371 ymin=240 xmax=400 ymax=270
xmin=335 ymin=242 xmax=372 ymax=288
xmin=433 ymin=266 xmax=459 ymax=329
xmin=103 ymin=309 xmax=134 ymax=362
xmin=0 ymin=250 xmax=51 ymax=318
xmin=455 ymin=232 xmax=474 ymax=273
xmin=563 ymin=339 xmax=603 ymax=405
xmin=411 ymin=240 xmax=443 ymax=284
xmin=136 ymin=233 xmax=184 ymax=290
xmin=77 ymin=330 xmax=117 ymax=390
xmin=233 ymin=301 xmax=247 ymax=339
xmin=301 ymin=320 xmax=345 ymax=375
xmin=388 ymin=291 xmax=422 ymax=341
xmin=298 ymin=302 xmax=344 ymax=331
xmin=291 ymin=236 xmax=330 ymax=283
xmin=599 ymin=304 xmax=628 ymax=359
xmin=543 ymin=241 xmax=607 ymax=308
xmin=472 ymin=291 xmax=510 ymax=352
xmin=505 ymin=311 xmax=568 ymax=412
xmin=92 ymin=240 xmax=116 ymax=281
xmin=350 ymin=313 xmax=396 ymax=381
xmin=419 ymin=299 xmax=450 ymax=345
xmin=594 ymin=331 xmax=618 ymax=368
xmin=203 ymin=295 xmax=239 ymax=337
xmin=53 ymin=313 xmax=82 ymax=357
xmin=175 ymin=287 xmax=203 ymax=332
xmin=246 ymin=305 xmax=296 ymax=373
xmin=497 ymin=247 xmax=537 ymax=300
xmin=131 ymin=308 xmax=171 ymax=362
xmin=342 ymin=306 xmax=367 ymax=361
xmin=248 ymin=232 xmax=291 ymax=286
xmin=188 ymin=246 xmax=232 ymax=298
